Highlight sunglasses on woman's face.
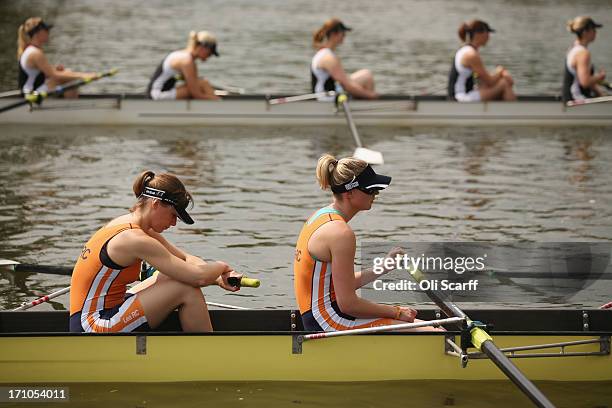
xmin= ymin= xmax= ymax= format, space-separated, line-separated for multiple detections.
xmin=358 ymin=187 xmax=378 ymax=196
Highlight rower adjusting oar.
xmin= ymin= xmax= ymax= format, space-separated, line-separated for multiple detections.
xmin=566 ymin=95 xmax=612 ymax=107
xmin=0 ymin=68 xmax=118 ymax=114
xmin=337 ymin=94 xmax=384 ymax=165
xmin=408 ymin=267 xmax=555 ymax=408
xmin=267 ymin=91 xmax=336 ymax=105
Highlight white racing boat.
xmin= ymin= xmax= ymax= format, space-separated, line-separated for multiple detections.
xmin=0 ymin=94 xmax=610 ymax=127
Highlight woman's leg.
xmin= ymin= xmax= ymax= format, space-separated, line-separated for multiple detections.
xmin=479 ymin=78 xmax=516 ymax=101
xmin=175 ymin=80 xmax=219 ymax=100
xmin=46 ymin=69 xmax=79 ymax=98
xmin=350 ymin=69 xmax=375 ymax=91
xmin=130 ymin=272 xmax=212 ymax=332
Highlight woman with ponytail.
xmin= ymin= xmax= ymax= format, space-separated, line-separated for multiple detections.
xmin=563 ymin=16 xmax=606 ymax=102
xmin=69 ymin=171 xmax=240 ymax=333
xmin=293 ymin=154 xmax=442 ymax=332
xmin=17 ymin=17 xmax=95 ymax=97
xmin=147 ymin=31 xmax=220 ymax=100
xmin=310 ymin=18 xmax=378 ymax=101
xmin=448 ymin=20 xmax=516 ymax=102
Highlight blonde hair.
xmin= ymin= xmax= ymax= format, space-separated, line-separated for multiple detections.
xmin=187 ymin=30 xmax=217 ymax=50
xmin=17 ymin=17 xmax=43 ymax=60
xmin=567 ymin=16 xmax=596 ymax=37
xmin=313 ymin=18 xmax=345 ymax=49
xmin=316 ymin=154 xmax=368 ymax=193
xmin=130 ymin=170 xmax=193 ymax=212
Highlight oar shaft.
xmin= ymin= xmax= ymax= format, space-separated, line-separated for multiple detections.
xmin=8 ymin=263 xmax=73 ymax=276
xmin=268 ymin=91 xmax=335 ymax=105
xmin=339 ymin=96 xmax=363 ymax=148
xmin=12 ymin=287 xmax=71 ymax=311
xmin=408 ymin=268 xmax=555 ymax=408
xmin=481 ymin=340 xmax=554 ymax=408
xmin=304 ymin=316 xmax=463 ymax=340
xmin=0 ymin=89 xmax=22 ymax=98
xmin=0 ymin=69 xmax=118 ymax=114
xmin=566 ymin=95 xmax=612 ymax=107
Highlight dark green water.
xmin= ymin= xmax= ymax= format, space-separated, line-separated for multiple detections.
xmin=2 ymin=381 xmax=611 ymax=408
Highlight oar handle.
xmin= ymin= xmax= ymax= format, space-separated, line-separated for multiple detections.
xmin=227 ymin=276 xmax=261 ymax=288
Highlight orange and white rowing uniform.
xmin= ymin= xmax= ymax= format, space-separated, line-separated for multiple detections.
xmin=69 ymin=223 xmax=148 ymax=333
xmin=294 ymin=207 xmax=395 ymax=331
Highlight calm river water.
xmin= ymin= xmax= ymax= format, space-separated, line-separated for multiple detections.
xmin=0 ymin=2 xmax=611 ymax=406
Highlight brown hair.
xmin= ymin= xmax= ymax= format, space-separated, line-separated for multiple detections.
xmin=316 ymin=154 xmax=368 ymax=194
xmin=567 ymin=16 xmax=597 ymax=38
xmin=458 ymin=20 xmax=490 ymax=42
xmin=130 ymin=170 xmax=193 ymax=212
xmin=313 ymin=18 xmax=345 ymax=49
xmin=17 ymin=17 xmax=43 ymax=60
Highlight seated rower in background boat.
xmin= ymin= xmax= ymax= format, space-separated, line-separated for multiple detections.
xmin=293 ymin=154 xmax=442 ymax=332
xmin=17 ymin=17 xmax=96 ymax=97
xmin=311 ymin=18 xmax=378 ymax=101
xmin=147 ymin=31 xmax=220 ymax=100
xmin=69 ymin=170 xmax=240 ymax=333
xmin=563 ymin=16 xmax=606 ymax=102
xmin=448 ymin=20 xmax=516 ymax=102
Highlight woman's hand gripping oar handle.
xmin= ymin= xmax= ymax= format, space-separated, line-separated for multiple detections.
xmin=227 ymin=276 xmax=261 ymax=288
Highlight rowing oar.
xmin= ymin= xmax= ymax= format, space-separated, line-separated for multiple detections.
xmin=302 ymin=316 xmax=463 ymax=341
xmin=0 ymin=259 xmax=262 ymax=288
xmin=0 ymin=68 xmax=118 ymax=114
xmin=566 ymin=95 xmax=612 ymax=107
xmin=212 ymin=83 xmax=246 ymax=95
xmin=0 ymin=259 xmax=72 ymax=275
xmin=10 ymin=285 xmax=250 ymax=311
xmin=337 ymin=94 xmax=384 ymax=165
xmin=408 ymin=268 xmax=555 ymax=408
xmin=267 ymin=91 xmax=336 ymax=105
xmin=0 ymin=89 xmax=23 ymax=99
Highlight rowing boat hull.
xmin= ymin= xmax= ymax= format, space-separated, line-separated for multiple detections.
xmin=0 ymin=95 xmax=610 ymax=127
xmin=0 ymin=334 xmax=609 ymax=383
xmin=0 ymin=309 xmax=610 ymax=383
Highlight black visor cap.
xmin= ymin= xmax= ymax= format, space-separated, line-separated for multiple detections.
xmin=202 ymin=41 xmax=219 ymax=57
xmin=27 ymin=21 xmax=53 ymax=37
xmin=330 ymin=165 xmax=392 ymax=194
xmin=141 ymin=186 xmax=194 ymax=225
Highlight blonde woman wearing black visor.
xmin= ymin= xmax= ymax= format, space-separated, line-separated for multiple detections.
xmin=294 ymin=154 xmax=443 ymax=332
xmin=147 ymin=31 xmax=221 ymax=100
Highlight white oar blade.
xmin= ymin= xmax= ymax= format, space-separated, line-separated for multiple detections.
xmin=354 ymin=147 xmax=384 ymax=165
xmin=0 ymin=259 xmax=19 ymax=267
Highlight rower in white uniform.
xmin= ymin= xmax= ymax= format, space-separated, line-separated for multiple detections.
xmin=563 ymin=16 xmax=606 ymax=102
xmin=311 ymin=18 xmax=378 ymax=101
xmin=17 ymin=17 xmax=95 ymax=97
xmin=147 ymin=31 xmax=220 ymax=100
xmin=448 ymin=20 xmax=516 ymax=102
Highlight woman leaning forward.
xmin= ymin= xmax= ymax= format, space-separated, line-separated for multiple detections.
xmin=69 ymin=171 xmax=240 ymax=333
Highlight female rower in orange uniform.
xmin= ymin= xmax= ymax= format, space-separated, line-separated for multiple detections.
xmin=294 ymin=154 xmax=443 ymax=332
xmin=69 ymin=170 xmax=240 ymax=333
xmin=17 ymin=17 xmax=95 ymax=97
